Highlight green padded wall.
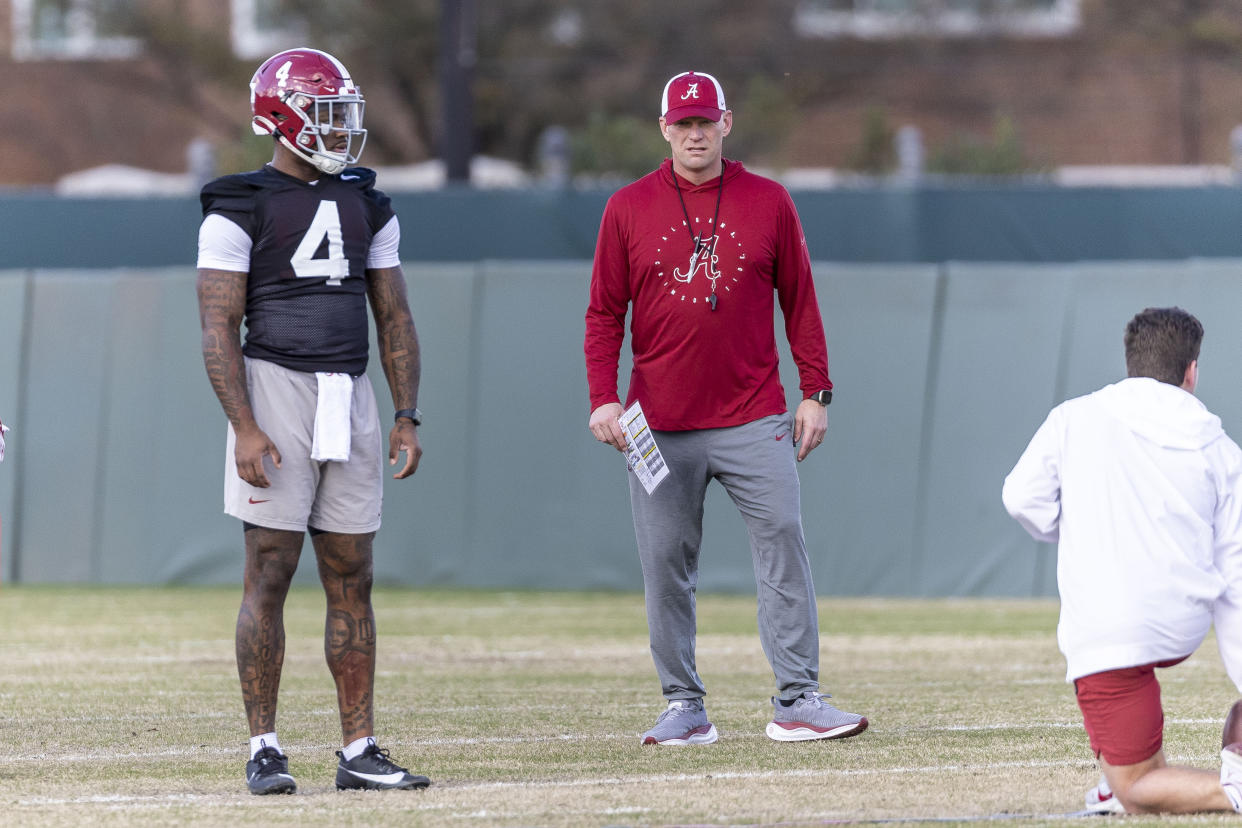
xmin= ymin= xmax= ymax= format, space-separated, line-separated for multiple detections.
xmin=8 ymin=259 xmax=1242 ymax=595
xmin=0 ymin=271 xmax=27 ymax=583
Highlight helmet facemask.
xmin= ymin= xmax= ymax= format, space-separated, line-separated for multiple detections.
xmin=254 ymin=92 xmax=367 ymax=175
xmin=282 ymin=92 xmax=367 ymax=174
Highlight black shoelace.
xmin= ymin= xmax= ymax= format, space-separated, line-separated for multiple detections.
xmin=363 ymin=745 xmax=407 ymax=772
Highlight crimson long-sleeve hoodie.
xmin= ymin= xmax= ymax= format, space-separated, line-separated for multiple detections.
xmin=584 ymin=158 xmax=830 ymax=431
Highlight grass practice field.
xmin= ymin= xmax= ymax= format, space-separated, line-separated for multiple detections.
xmin=2 ymin=587 xmax=1240 ymax=827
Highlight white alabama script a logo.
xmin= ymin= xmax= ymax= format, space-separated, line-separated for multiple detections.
xmin=681 ymin=83 xmax=700 ymax=100
xmin=673 ymin=234 xmax=720 ymax=289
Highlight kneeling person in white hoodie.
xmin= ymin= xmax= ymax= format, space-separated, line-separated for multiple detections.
xmin=1003 ymin=306 xmax=1242 ymax=815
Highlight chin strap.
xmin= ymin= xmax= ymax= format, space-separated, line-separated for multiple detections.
xmin=278 ymin=136 xmax=346 ymax=174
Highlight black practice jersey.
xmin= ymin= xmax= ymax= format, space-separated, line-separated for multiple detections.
xmin=200 ymin=164 xmax=396 ymax=375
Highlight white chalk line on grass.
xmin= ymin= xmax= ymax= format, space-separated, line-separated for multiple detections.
xmin=0 ymin=718 xmax=1226 ymax=763
xmin=441 ymin=760 xmax=1098 ymax=792
xmin=9 ymin=759 xmax=1121 ymax=828
xmin=927 ymin=718 xmax=1227 ymax=731
xmin=26 ymin=758 xmax=1236 ymax=823
xmin=2 ymin=733 xmax=610 ymax=762
xmin=10 ymin=693 xmax=1224 ymax=726
xmin=12 ymin=758 xmax=1097 ymax=808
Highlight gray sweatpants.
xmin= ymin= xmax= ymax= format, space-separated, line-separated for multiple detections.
xmin=628 ymin=412 xmax=820 ymax=702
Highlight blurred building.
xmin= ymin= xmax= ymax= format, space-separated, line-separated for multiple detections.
xmin=787 ymin=0 xmax=1242 ymax=176
xmin=5 ymin=0 xmax=1242 ymax=189
xmin=1 ymin=0 xmax=309 ymax=187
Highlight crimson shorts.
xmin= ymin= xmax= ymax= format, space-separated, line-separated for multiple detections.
xmin=1073 ymin=656 xmax=1188 ymax=766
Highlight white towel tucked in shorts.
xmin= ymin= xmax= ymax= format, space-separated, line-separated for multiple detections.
xmin=0 ymin=420 xmax=8 ymax=463
xmin=311 ymin=373 xmax=353 ymax=462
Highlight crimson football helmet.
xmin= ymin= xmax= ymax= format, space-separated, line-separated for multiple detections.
xmin=250 ymin=47 xmax=367 ymax=175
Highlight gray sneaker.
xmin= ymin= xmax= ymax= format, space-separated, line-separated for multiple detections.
xmin=641 ymin=699 xmax=719 ymax=746
xmin=766 ymin=691 xmax=868 ymax=742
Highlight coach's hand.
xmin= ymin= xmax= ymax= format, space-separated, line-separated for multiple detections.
xmin=234 ymin=424 xmax=282 ymax=487
xmin=793 ymin=398 xmax=828 ymax=463
xmin=589 ymin=402 xmax=627 ymax=452
xmin=389 ymin=421 xmax=422 ymax=479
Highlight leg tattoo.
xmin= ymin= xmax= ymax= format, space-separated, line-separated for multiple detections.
xmin=314 ymin=531 xmax=377 ymax=744
xmin=236 ymin=527 xmax=303 ymax=737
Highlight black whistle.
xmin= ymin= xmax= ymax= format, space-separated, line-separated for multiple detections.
xmin=709 ymin=293 xmax=718 ymax=311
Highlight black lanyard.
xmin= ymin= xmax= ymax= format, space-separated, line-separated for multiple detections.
xmin=671 ymin=162 xmax=725 ymax=310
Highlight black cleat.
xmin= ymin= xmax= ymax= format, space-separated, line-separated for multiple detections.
xmin=335 ymin=743 xmax=430 ymax=791
xmin=246 ymin=746 xmax=297 ymax=795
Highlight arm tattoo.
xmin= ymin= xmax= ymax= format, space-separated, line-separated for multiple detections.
xmin=366 ymin=266 xmax=421 ymax=411
xmin=197 ymin=268 xmax=255 ymax=429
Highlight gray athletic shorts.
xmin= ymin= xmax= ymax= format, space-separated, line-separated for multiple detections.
xmin=223 ymin=357 xmax=383 ymax=534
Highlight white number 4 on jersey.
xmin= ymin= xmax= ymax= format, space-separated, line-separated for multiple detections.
xmin=291 ymin=201 xmax=348 ymax=285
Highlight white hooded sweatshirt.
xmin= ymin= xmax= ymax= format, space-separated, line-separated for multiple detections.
xmin=1003 ymin=377 xmax=1242 ymax=687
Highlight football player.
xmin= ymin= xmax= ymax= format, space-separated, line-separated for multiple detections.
xmin=196 ymin=47 xmax=428 ymax=795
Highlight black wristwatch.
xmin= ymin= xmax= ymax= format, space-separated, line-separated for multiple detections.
xmin=395 ymin=408 xmax=422 ymax=426
xmin=809 ymin=390 xmax=832 ymax=406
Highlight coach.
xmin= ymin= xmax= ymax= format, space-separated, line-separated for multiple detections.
xmin=584 ymin=70 xmax=869 ymax=747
